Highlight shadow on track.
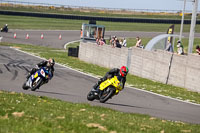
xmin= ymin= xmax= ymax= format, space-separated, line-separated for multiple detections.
xmin=36 ymin=90 xmax=78 ymax=97
xmin=105 ymin=102 xmax=152 ymax=110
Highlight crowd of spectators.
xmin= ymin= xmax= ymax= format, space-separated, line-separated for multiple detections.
xmin=95 ymin=35 xmax=200 ymax=56
xmin=109 ymin=36 xmax=127 ymax=48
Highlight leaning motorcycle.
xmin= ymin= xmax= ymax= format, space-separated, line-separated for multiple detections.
xmin=0 ymin=27 xmax=8 ymax=32
xmin=22 ymin=67 xmax=52 ymax=91
xmin=87 ymin=76 xmax=123 ymax=103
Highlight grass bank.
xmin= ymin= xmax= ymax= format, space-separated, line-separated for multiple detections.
xmin=0 ymin=4 xmax=194 ymax=19
xmin=1 ymin=42 xmax=200 ymax=104
xmin=0 ymin=14 xmax=200 ymax=32
xmin=1 ymin=91 xmax=200 ymax=133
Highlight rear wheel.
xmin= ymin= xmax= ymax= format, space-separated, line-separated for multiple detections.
xmin=31 ymin=78 xmax=43 ymax=91
xmin=87 ymin=91 xmax=95 ymax=101
xmin=99 ymin=87 xmax=115 ymax=103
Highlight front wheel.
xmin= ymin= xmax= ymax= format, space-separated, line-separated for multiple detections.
xmin=22 ymin=81 xmax=29 ymax=90
xmin=87 ymin=91 xmax=95 ymax=101
xmin=31 ymin=78 xmax=43 ymax=91
xmin=99 ymin=87 xmax=115 ymax=103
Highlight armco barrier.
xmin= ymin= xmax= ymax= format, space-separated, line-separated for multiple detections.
xmin=79 ymin=41 xmax=200 ymax=92
xmin=0 ymin=10 xmax=198 ymax=24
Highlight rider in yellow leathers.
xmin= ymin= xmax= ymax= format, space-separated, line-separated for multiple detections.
xmin=93 ymin=66 xmax=129 ymax=95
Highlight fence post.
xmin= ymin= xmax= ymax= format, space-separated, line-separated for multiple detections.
xmin=126 ymin=47 xmax=132 ymax=69
xmin=166 ymin=53 xmax=174 ymax=84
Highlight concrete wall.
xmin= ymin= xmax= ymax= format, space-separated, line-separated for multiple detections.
xmin=79 ymin=42 xmax=200 ymax=92
xmin=79 ymin=42 xmax=128 ymax=69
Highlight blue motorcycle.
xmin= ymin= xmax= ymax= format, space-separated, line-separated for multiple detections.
xmin=22 ymin=67 xmax=52 ymax=91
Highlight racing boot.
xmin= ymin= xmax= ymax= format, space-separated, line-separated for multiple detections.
xmin=92 ymin=82 xmax=102 ymax=96
xmin=92 ymin=83 xmax=99 ymax=94
xmin=92 ymin=78 xmax=105 ymax=95
xmin=26 ymin=68 xmax=37 ymax=79
xmin=26 ymin=72 xmax=31 ymax=79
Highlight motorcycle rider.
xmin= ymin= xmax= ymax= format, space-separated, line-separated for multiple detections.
xmin=93 ymin=66 xmax=129 ymax=95
xmin=27 ymin=58 xmax=55 ymax=82
xmin=1 ymin=24 xmax=8 ymax=32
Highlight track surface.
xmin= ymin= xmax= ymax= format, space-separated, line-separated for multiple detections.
xmin=1 ymin=30 xmax=200 ymax=49
xmin=1 ymin=30 xmax=200 ymax=124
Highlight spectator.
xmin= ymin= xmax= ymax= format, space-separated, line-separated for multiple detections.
xmin=80 ymin=29 xmax=83 ymax=38
xmin=119 ymin=39 xmax=123 ymax=45
xmin=96 ymin=37 xmax=100 ymax=45
xmin=99 ymin=37 xmax=105 ymax=45
xmin=196 ymin=45 xmax=200 ymax=55
xmin=122 ymin=38 xmax=127 ymax=47
xmin=135 ymin=36 xmax=144 ymax=48
xmin=177 ymin=40 xmax=184 ymax=55
xmin=110 ymin=36 xmax=115 ymax=48
xmin=165 ymin=40 xmax=173 ymax=52
xmin=101 ymin=37 xmax=106 ymax=44
xmin=115 ymin=38 xmax=121 ymax=48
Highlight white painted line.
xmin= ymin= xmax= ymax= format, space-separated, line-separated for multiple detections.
xmin=127 ymin=86 xmax=200 ymax=106
xmin=10 ymin=47 xmax=200 ymax=106
xmin=64 ymin=40 xmax=81 ymax=50
xmin=10 ymin=29 xmax=80 ymax=32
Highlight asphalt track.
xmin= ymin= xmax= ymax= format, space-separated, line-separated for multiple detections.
xmin=1 ymin=30 xmax=200 ymax=124
xmin=1 ymin=30 xmax=200 ymax=49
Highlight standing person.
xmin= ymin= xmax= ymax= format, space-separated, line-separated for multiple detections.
xmin=122 ymin=38 xmax=127 ymax=47
xmin=165 ymin=40 xmax=173 ymax=52
xmin=196 ymin=45 xmax=200 ymax=55
xmin=135 ymin=36 xmax=143 ymax=48
xmin=80 ymin=29 xmax=83 ymax=38
xmin=177 ymin=40 xmax=184 ymax=55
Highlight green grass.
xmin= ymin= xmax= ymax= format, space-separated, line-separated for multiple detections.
xmin=0 ymin=5 xmax=195 ymax=19
xmin=1 ymin=42 xmax=200 ymax=104
xmin=1 ymin=14 xmax=200 ymax=32
xmin=1 ymin=91 xmax=200 ymax=133
xmin=66 ymin=41 xmax=80 ymax=50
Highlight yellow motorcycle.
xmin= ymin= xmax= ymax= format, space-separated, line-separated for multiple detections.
xmin=87 ymin=76 xmax=123 ymax=103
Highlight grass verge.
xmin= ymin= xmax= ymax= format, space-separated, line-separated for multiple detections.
xmin=1 ymin=42 xmax=200 ymax=104
xmin=1 ymin=90 xmax=200 ymax=133
xmin=1 ymin=14 xmax=200 ymax=32
xmin=0 ymin=4 xmax=195 ymax=19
